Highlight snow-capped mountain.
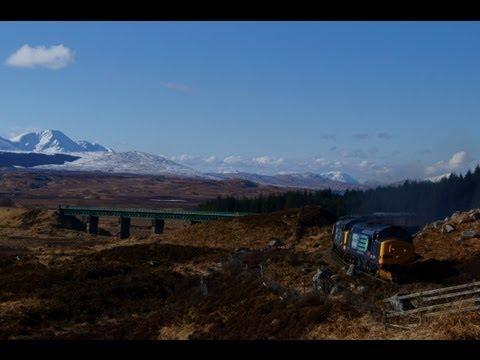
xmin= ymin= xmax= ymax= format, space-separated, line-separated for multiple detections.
xmin=320 ymin=171 xmax=359 ymax=184
xmin=425 ymin=173 xmax=452 ymax=183
xmin=1 ymin=129 xmax=207 ymax=178
xmin=9 ymin=130 xmax=110 ymax=154
xmin=35 ymin=150 xmax=202 ymax=177
xmin=0 ymin=136 xmax=18 ymax=151
xmin=76 ymin=140 xmax=111 ymax=152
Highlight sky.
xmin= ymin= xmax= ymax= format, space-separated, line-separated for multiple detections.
xmin=0 ymin=21 xmax=480 ymax=182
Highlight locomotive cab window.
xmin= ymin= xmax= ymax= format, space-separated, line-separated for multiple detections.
xmin=351 ymin=233 xmax=370 ymax=253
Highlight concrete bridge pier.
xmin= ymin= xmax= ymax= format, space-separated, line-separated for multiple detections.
xmin=152 ymin=219 xmax=165 ymax=235
xmin=86 ymin=216 xmax=99 ymax=235
xmin=118 ymin=217 xmax=131 ymax=239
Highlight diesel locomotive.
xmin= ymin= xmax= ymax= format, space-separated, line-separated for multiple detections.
xmin=332 ymin=216 xmax=416 ymax=281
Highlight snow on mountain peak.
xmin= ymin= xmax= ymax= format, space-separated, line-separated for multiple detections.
xmin=9 ymin=129 xmax=110 ymax=154
xmin=35 ymin=150 xmax=200 ymax=177
xmin=76 ymin=140 xmax=112 ymax=152
xmin=425 ymin=172 xmax=452 ymax=183
xmin=320 ymin=171 xmax=359 ymax=184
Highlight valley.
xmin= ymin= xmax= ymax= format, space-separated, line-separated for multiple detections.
xmin=0 ymin=169 xmax=280 ymax=209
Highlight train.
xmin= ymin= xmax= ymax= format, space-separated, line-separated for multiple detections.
xmin=331 ymin=215 xmax=416 ymax=281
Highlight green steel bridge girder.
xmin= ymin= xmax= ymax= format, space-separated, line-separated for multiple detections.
xmin=58 ymin=206 xmax=250 ymax=222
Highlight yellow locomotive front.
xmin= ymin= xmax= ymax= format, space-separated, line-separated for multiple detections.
xmin=376 ymin=237 xmax=415 ymax=280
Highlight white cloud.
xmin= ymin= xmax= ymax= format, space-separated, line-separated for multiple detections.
xmin=5 ymin=44 xmax=74 ymax=69
xmin=425 ymin=151 xmax=472 ymax=175
xmin=161 ymin=82 xmax=191 ymax=93
xmin=205 ymin=156 xmax=217 ymax=163
xmin=168 ymin=150 xmax=476 ymax=185
xmin=449 ymin=151 xmax=469 ymax=167
xmin=313 ymin=157 xmax=331 ymax=166
xmin=253 ymin=156 xmax=284 ymax=165
xmin=223 ymin=155 xmax=244 ymax=164
xmin=6 ymin=126 xmax=40 ymax=138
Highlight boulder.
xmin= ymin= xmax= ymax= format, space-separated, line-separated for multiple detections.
xmin=199 ymin=277 xmax=208 ymax=297
xmin=312 ymin=267 xmax=334 ymax=293
xmin=471 ymin=210 xmax=480 ymax=220
xmin=312 ymin=267 xmax=334 ymax=282
xmin=458 ymin=217 xmax=474 ymax=224
xmin=462 ymin=230 xmax=480 ymax=239
xmin=443 ymin=224 xmax=455 ymax=233
xmin=452 ymin=211 xmax=461 ymax=218
xmin=355 ymin=285 xmax=366 ymax=294
xmin=346 ymin=264 xmax=356 ymax=276
xmin=147 ymin=260 xmax=160 ymax=267
xmin=234 ymin=247 xmax=250 ymax=254
xmin=301 ymin=265 xmax=312 ymax=274
xmin=329 ymin=284 xmax=341 ymax=295
xmin=330 ymin=274 xmax=341 ymax=281
xmin=268 ymin=239 xmax=285 ymax=248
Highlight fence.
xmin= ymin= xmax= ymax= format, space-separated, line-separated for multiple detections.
xmin=383 ymin=280 xmax=480 ymax=329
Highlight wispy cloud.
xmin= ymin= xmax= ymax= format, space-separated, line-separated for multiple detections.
xmin=6 ymin=126 xmax=40 ymax=139
xmin=376 ymin=132 xmax=393 ymax=140
xmin=320 ymin=134 xmax=336 ymax=141
xmin=353 ymin=133 xmax=369 ymax=140
xmin=161 ymin=82 xmax=191 ymax=94
xmin=5 ymin=44 xmax=74 ymax=70
xmin=253 ymin=156 xmax=284 ymax=165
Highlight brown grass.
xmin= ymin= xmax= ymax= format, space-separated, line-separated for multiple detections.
xmin=0 ymin=205 xmax=480 ymax=339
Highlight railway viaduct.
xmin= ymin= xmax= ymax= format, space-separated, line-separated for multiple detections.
xmin=58 ymin=205 xmax=249 ymax=239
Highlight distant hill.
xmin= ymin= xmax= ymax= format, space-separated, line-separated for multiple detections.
xmin=35 ymin=151 xmax=202 ymax=177
xmin=208 ymin=172 xmax=365 ymax=191
xmin=0 ymin=151 xmax=80 ymax=168
xmin=0 ymin=137 xmax=18 ymax=151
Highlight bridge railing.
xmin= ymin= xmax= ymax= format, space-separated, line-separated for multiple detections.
xmin=58 ymin=205 xmax=251 ymax=221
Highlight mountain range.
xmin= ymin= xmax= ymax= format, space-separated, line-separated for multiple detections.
xmin=210 ymin=171 xmax=365 ymax=191
xmin=0 ymin=129 xmax=367 ymax=189
xmin=2 ymin=130 xmax=111 ymax=154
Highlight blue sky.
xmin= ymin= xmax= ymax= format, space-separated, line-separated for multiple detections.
xmin=0 ymin=21 xmax=479 ymax=182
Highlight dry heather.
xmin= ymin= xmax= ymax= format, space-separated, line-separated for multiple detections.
xmin=162 ymin=207 xmax=336 ymax=251
xmin=0 ymin=205 xmax=480 ymax=339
